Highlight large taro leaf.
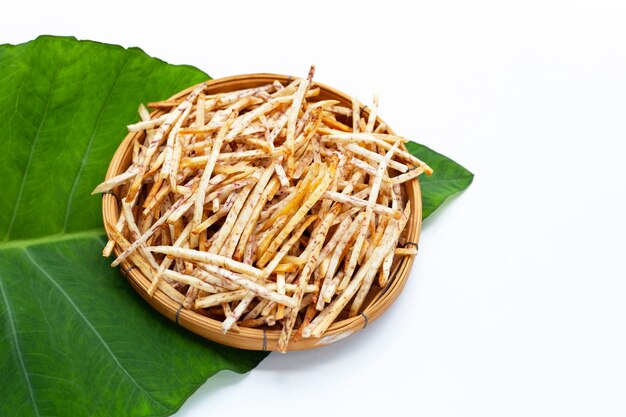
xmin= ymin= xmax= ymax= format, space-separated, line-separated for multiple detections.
xmin=0 ymin=36 xmax=267 ymax=417
xmin=405 ymin=142 xmax=474 ymax=219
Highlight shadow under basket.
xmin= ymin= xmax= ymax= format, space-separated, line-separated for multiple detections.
xmin=102 ymin=73 xmax=422 ymax=351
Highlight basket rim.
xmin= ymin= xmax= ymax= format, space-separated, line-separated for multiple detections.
xmin=102 ymin=72 xmax=422 ymax=351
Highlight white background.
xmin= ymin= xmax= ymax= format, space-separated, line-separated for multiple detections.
xmin=3 ymin=1 xmax=626 ymax=416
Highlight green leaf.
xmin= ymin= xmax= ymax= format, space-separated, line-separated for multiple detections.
xmin=0 ymin=36 xmax=267 ymax=417
xmin=405 ymin=142 xmax=474 ymax=219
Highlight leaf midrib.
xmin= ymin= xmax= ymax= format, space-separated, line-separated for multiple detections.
xmin=0 ymin=228 xmax=105 ymax=251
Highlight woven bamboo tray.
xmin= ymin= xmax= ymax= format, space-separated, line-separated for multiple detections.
xmin=101 ymin=73 xmax=422 ymax=351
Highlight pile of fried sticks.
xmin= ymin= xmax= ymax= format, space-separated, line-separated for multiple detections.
xmin=94 ymin=68 xmax=431 ymax=352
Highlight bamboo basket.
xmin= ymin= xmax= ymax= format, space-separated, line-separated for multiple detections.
xmin=102 ymin=73 xmax=422 ymax=351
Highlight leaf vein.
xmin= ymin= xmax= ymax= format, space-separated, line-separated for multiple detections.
xmin=22 ymin=249 xmax=169 ymax=412
xmin=0 ymin=277 xmax=41 ymax=417
xmin=0 ymin=228 xmax=105 ymax=251
xmin=62 ymin=53 xmax=132 ymax=233
xmin=5 ymin=70 xmax=58 ymax=240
